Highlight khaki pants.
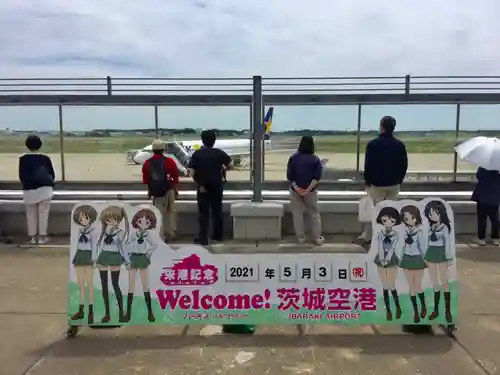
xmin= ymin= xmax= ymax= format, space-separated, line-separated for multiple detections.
xmin=290 ymin=189 xmax=322 ymax=239
xmin=26 ymin=199 xmax=51 ymax=236
xmin=153 ymin=189 xmax=176 ymax=240
xmin=359 ymin=184 xmax=400 ymax=240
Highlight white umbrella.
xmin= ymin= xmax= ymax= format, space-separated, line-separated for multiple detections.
xmin=454 ymin=136 xmax=500 ymax=171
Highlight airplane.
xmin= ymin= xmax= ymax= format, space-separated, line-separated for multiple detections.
xmin=131 ymin=107 xmax=277 ymax=169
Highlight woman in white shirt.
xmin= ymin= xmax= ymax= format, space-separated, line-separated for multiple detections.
xmin=399 ymin=205 xmax=427 ymax=324
xmin=123 ymin=208 xmax=159 ymax=323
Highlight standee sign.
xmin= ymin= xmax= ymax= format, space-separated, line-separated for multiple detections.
xmin=67 ymin=200 xmax=458 ymax=327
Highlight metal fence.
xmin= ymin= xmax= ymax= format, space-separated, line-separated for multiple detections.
xmin=0 ymin=75 xmax=499 ymax=198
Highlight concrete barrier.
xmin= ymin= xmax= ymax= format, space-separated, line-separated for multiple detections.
xmin=231 ymin=202 xmax=284 ymax=240
xmin=0 ymin=200 xmax=479 ymax=237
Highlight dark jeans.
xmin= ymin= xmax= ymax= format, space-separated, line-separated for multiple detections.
xmin=477 ymin=203 xmax=499 ymax=239
xmin=197 ymin=184 xmax=223 ymax=241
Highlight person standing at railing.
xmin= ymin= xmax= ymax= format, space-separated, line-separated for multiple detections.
xmin=287 ymin=135 xmax=324 ymax=245
xmin=354 ymin=116 xmax=408 ymax=246
xmin=187 ymin=130 xmax=233 ymax=246
xmin=18 ymin=135 xmax=55 ymax=245
xmin=141 ymin=139 xmax=179 ymax=241
xmin=471 ymin=167 xmax=500 ymax=246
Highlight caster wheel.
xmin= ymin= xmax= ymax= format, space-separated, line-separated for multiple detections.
xmin=66 ymin=326 xmax=80 ymax=338
xmin=440 ymin=324 xmax=456 ymax=337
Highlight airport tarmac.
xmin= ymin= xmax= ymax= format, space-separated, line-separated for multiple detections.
xmin=0 ymin=152 xmax=476 ymax=182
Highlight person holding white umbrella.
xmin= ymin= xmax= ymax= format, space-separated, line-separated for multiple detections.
xmin=455 ymin=137 xmax=500 ymax=245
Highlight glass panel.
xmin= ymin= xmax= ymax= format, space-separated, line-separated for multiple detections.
xmin=263 ymin=105 xmax=359 ymax=181
xmin=158 ymin=106 xmax=251 ymax=181
xmin=63 ymin=106 xmax=155 ymax=181
xmin=360 ymin=104 xmax=456 ymax=182
xmin=458 ymin=105 xmax=500 ymax=178
xmin=0 ymin=106 xmax=61 ymax=181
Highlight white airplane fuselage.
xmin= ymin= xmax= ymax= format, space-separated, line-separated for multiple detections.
xmin=132 ymin=138 xmax=272 ymax=165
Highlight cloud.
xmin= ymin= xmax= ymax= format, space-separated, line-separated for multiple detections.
xmin=0 ymin=0 xmax=499 ymax=78
xmin=1 ymin=0 xmax=500 ymax=133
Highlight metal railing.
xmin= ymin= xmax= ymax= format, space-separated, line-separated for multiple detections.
xmin=1 ymin=75 xmax=500 ymax=95
xmin=0 ymin=75 xmax=498 ymax=200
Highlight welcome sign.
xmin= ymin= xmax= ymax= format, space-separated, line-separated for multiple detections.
xmin=68 ymin=200 xmax=457 ymax=326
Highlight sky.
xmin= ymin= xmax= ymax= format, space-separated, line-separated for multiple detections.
xmin=0 ymin=0 xmax=499 ymax=131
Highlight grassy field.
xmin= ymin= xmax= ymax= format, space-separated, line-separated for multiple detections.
xmin=1 ymin=132 xmax=498 ymax=154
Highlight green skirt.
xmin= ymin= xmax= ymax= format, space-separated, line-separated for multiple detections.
xmin=72 ymin=249 xmax=93 ymax=266
xmin=374 ymin=253 xmax=399 ymax=268
xmin=222 ymin=325 xmax=256 ymax=334
xmin=399 ymin=254 xmax=427 ymax=270
xmin=424 ymin=245 xmax=447 ymax=263
xmin=130 ymin=253 xmax=151 ymax=269
xmin=96 ymin=251 xmax=124 ymax=267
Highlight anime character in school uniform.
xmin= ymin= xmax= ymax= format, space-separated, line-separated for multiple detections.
xmin=373 ymin=206 xmax=402 ymax=321
xmin=423 ymin=200 xmax=454 ymax=323
xmin=70 ymin=204 xmax=98 ymax=324
xmin=399 ymin=205 xmax=427 ymax=323
xmin=95 ymin=205 xmax=130 ymax=323
xmin=123 ymin=208 xmax=159 ymax=323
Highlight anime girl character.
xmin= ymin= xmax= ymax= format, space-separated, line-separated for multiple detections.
xmin=399 ymin=205 xmax=427 ymax=323
xmin=123 ymin=208 xmax=159 ymax=323
xmin=373 ymin=206 xmax=402 ymax=321
xmin=70 ymin=204 xmax=98 ymax=324
xmin=423 ymin=200 xmax=454 ymax=323
xmin=95 ymin=205 xmax=130 ymax=323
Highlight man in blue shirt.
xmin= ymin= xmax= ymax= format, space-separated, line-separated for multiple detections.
xmin=355 ymin=116 xmax=408 ymax=245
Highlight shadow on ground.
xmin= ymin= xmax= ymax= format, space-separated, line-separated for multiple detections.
xmin=457 ymin=246 xmax=500 ymax=263
xmin=34 ymin=331 xmax=453 ymax=359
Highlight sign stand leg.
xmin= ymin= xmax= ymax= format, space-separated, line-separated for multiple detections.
xmin=66 ymin=325 xmax=80 ymax=338
xmin=297 ymin=324 xmax=308 ymax=336
xmin=439 ymin=324 xmax=457 ymax=337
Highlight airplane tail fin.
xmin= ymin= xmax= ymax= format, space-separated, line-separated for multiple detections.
xmin=263 ymin=107 xmax=274 ymax=141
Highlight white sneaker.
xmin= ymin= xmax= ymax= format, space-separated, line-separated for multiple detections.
xmin=38 ymin=236 xmax=50 ymax=244
xmin=29 ymin=237 xmax=37 ymax=244
xmin=472 ymin=238 xmax=486 ymax=246
xmin=492 ymin=239 xmax=500 ymax=246
xmin=297 ymin=236 xmax=306 ymax=245
xmin=314 ymin=237 xmax=325 ymax=246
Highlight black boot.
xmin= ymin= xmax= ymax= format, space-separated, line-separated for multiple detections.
xmin=88 ymin=304 xmax=94 ymax=324
xmin=123 ymin=293 xmax=133 ymax=322
xmin=418 ymin=292 xmax=427 ymax=319
xmin=429 ymin=291 xmax=441 ymax=321
xmin=444 ymin=291 xmax=453 ymax=323
xmin=110 ymin=270 xmax=126 ymax=322
xmin=99 ymin=271 xmax=111 ymax=323
xmin=410 ymin=295 xmax=420 ymax=324
xmin=144 ymin=292 xmax=156 ymax=322
xmin=383 ymin=289 xmax=392 ymax=321
xmin=391 ymin=289 xmax=402 ymax=319
xmin=71 ymin=304 xmax=84 ymax=321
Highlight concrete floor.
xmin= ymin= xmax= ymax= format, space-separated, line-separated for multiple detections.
xmin=0 ymin=152 xmax=477 ymax=182
xmin=1 ymin=239 xmax=499 ymax=375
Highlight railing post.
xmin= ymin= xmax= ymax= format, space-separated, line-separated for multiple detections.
xmin=58 ymin=104 xmax=66 ymax=181
xmin=355 ymin=104 xmax=362 ymax=172
xmin=453 ymin=104 xmax=461 ymax=182
xmin=404 ymin=75 xmax=411 ymax=94
xmin=249 ymin=105 xmax=254 ymax=184
xmin=106 ymin=76 xmax=112 ymax=95
xmin=154 ymin=105 xmax=159 ymax=138
xmin=251 ymin=76 xmax=263 ymax=202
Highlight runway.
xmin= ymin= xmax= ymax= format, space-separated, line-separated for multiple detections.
xmin=0 ymin=152 xmax=476 ymax=182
